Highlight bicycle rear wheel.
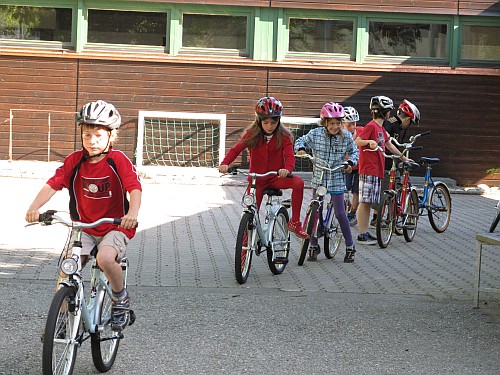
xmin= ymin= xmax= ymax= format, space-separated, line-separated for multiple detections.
xmin=324 ymin=210 xmax=342 ymax=259
xmin=91 ymin=285 xmax=120 ymax=372
xmin=490 ymin=206 xmax=500 ymax=233
xmin=403 ymin=189 xmax=419 ymax=242
xmin=298 ymin=202 xmax=319 ymax=266
xmin=376 ymin=193 xmax=395 ymax=248
xmin=42 ymin=286 xmax=80 ymax=375
xmin=235 ymin=212 xmax=255 ymax=284
xmin=267 ymin=206 xmax=290 ymax=274
xmin=428 ymin=183 xmax=451 ymax=233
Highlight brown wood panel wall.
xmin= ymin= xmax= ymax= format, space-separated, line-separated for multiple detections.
xmin=271 ymin=0 xmax=459 ymax=14
xmin=1 ymin=55 xmax=499 ymax=185
xmin=458 ymin=1 xmax=500 ymax=16
xmin=133 ymin=0 xmax=270 ymax=6
xmin=75 ymin=60 xmax=268 ymax=162
xmin=0 ymin=56 xmax=78 ymax=161
xmin=268 ymin=68 xmax=500 ymax=186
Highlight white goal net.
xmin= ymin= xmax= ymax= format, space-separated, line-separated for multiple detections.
xmin=136 ymin=111 xmax=226 ymax=169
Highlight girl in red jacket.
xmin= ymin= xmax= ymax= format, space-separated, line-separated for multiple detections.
xmin=219 ymin=97 xmax=308 ymax=239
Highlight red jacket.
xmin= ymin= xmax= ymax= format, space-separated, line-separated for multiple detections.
xmin=221 ymin=130 xmax=295 ymax=175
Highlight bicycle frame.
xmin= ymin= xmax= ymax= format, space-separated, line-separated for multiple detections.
xmin=232 ymin=169 xmax=291 ymax=283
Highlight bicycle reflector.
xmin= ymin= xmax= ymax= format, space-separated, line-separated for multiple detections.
xmin=316 ymin=186 xmax=328 ymax=197
xmin=61 ymin=258 xmax=78 ymax=275
xmin=243 ymin=194 xmax=255 ymax=207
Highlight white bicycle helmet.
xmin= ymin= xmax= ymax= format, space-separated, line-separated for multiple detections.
xmin=370 ymin=96 xmax=394 ymax=114
xmin=77 ymin=100 xmax=121 ymax=130
xmin=343 ymin=106 xmax=360 ymax=122
xmin=398 ymin=99 xmax=421 ymax=125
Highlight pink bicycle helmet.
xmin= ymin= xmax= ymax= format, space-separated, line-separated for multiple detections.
xmin=320 ymin=102 xmax=345 ymax=119
xmin=255 ymin=97 xmax=283 ymax=118
xmin=398 ymin=99 xmax=420 ymax=125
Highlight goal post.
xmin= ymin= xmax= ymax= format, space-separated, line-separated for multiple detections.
xmin=136 ymin=111 xmax=226 ymax=170
xmin=281 ymin=116 xmax=321 ymax=172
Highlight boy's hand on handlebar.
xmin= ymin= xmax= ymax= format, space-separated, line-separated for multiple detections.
xmin=119 ymin=213 xmax=138 ymax=229
xmin=367 ymin=140 xmax=378 ymax=149
xmin=25 ymin=209 xmax=40 ymax=223
xmin=219 ymin=165 xmax=229 ymax=174
xmin=296 ymin=150 xmax=307 ymax=156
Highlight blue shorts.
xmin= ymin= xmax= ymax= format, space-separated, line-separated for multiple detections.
xmin=359 ymin=174 xmax=382 ymax=204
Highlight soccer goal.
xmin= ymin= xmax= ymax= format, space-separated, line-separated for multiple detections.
xmin=281 ymin=116 xmax=321 ymax=172
xmin=136 ymin=111 xmax=226 ymax=169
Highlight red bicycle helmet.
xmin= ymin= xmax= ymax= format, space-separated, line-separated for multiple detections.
xmin=398 ymin=99 xmax=420 ymax=125
xmin=255 ymin=97 xmax=283 ymax=118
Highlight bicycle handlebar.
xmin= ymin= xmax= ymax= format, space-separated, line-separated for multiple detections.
xmin=37 ymin=210 xmax=123 ymax=229
xmin=295 ymin=153 xmax=349 ymax=172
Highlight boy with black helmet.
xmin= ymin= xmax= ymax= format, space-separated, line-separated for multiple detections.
xmin=354 ymin=96 xmax=409 ymax=245
xmin=26 ymin=100 xmax=142 ymax=331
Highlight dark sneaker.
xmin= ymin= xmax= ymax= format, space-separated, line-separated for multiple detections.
xmin=111 ymin=290 xmax=130 ymax=331
xmin=307 ymin=246 xmax=320 ymax=262
xmin=348 ymin=213 xmax=358 ymax=227
xmin=356 ymin=232 xmax=377 ymax=246
xmin=344 ymin=247 xmax=356 ymax=263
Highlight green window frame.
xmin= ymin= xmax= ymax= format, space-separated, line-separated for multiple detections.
xmin=177 ymin=7 xmax=254 ymax=58
xmin=459 ymin=17 xmax=500 ymax=66
xmin=365 ymin=15 xmax=451 ymax=64
xmin=280 ymin=10 xmax=357 ymax=62
xmin=0 ymin=1 xmax=75 ymax=49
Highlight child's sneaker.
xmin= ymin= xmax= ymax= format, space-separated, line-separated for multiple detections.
xmin=344 ymin=246 xmax=356 ymax=263
xmin=307 ymin=246 xmax=320 ymax=262
xmin=287 ymin=221 xmax=309 ymax=239
xmin=111 ymin=289 xmax=130 ymax=331
xmin=356 ymin=232 xmax=377 ymax=245
xmin=348 ymin=212 xmax=358 ymax=227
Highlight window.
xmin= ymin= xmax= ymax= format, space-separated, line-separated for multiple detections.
xmin=369 ymin=21 xmax=447 ymax=59
xmin=289 ymin=18 xmax=353 ymax=55
xmin=87 ymin=10 xmax=167 ymax=46
xmin=461 ymin=25 xmax=500 ymax=61
xmin=182 ymin=14 xmax=247 ymax=50
xmin=0 ymin=5 xmax=71 ymax=42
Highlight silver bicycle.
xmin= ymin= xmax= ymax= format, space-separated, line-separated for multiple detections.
xmin=31 ymin=210 xmax=135 ymax=375
xmin=229 ymin=170 xmax=291 ymax=284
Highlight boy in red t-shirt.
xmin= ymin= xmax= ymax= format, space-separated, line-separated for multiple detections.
xmin=26 ymin=100 xmax=142 ymax=331
xmin=354 ymin=96 xmax=409 ymax=245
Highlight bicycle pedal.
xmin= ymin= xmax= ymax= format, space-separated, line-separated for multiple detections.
xmin=404 ymin=225 xmax=416 ymax=230
xmin=129 ymin=309 xmax=136 ymax=326
xmin=273 ymin=257 xmax=288 ymax=265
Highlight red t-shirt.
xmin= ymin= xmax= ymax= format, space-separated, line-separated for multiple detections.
xmin=357 ymin=120 xmax=388 ymax=178
xmin=47 ymin=149 xmax=142 ymax=238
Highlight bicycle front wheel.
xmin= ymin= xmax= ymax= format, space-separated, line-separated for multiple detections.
xmin=267 ymin=206 xmax=290 ymax=275
xmin=298 ymin=202 xmax=319 ymax=266
xmin=376 ymin=193 xmax=395 ymax=248
xmin=324 ymin=210 xmax=342 ymax=259
xmin=91 ymin=286 xmax=120 ymax=372
xmin=490 ymin=207 xmax=500 ymax=233
xmin=235 ymin=212 xmax=255 ymax=284
xmin=428 ymin=183 xmax=451 ymax=233
xmin=42 ymin=286 xmax=80 ymax=375
xmin=403 ymin=189 xmax=419 ymax=242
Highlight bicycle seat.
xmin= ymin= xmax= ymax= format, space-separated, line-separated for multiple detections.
xmin=263 ymin=188 xmax=282 ymax=197
xmin=420 ymin=157 xmax=440 ymax=165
